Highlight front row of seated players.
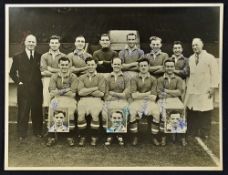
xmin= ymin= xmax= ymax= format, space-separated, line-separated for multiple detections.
xmin=46 ymin=55 xmax=186 ymax=147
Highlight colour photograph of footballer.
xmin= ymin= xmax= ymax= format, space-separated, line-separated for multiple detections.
xmin=107 ymin=110 xmax=127 ymax=133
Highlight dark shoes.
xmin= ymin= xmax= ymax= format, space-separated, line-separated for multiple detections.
xmin=203 ymin=135 xmax=209 ymax=140
xmin=35 ymin=134 xmax=43 ymax=138
xmin=117 ymin=136 xmax=124 ymax=146
xmin=18 ymin=136 xmax=26 ymax=144
xmin=78 ymin=137 xmax=98 ymax=146
xmin=19 ymin=137 xmax=25 ymax=141
xmin=46 ymin=137 xmax=75 ymax=147
xmin=91 ymin=137 xmax=98 ymax=146
xmin=105 ymin=137 xmax=113 ymax=146
xmin=105 ymin=136 xmax=124 ymax=146
xmin=132 ymin=136 xmax=160 ymax=146
xmin=46 ymin=137 xmax=56 ymax=147
xmin=161 ymin=136 xmax=166 ymax=146
xmin=78 ymin=137 xmax=86 ymax=147
xmin=67 ymin=138 xmax=75 ymax=147
xmin=132 ymin=136 xmax=138 ymax=146
xmin=153 ymin=137 xmax=160 ymax=146
xmin=200 ymin=133 xmax=209 ymax=140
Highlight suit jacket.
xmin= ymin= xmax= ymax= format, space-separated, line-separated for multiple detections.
xmin=9 ymin=50 xmax=43 ymax=101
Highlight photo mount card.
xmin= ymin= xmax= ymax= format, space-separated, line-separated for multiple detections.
xmin=106 ymin=108 xmax=128 ymax=133
xmin=164 ymin=109 xmax=187 ymax=133
xmin=48 ymin=106 xmax=69 ymax=133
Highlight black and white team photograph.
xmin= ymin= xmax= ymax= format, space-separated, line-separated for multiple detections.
xmin=4 ymin=3 xmax=223 ymax=170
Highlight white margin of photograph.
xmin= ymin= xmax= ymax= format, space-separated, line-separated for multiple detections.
xmin=4 ymin=3 xmax=224 ymax=171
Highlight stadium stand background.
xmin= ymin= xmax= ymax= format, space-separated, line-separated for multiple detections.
xmin=9 ymin=7 xmax=220 ymax=57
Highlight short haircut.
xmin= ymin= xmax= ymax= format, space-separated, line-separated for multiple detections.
xmin=111 ymin=57 xmax=122 ymax=64
xmin=173 ymin=41 xmax=183 ymax=46
xmin=112 ymin=110 xmax=123 ymax=118
xmin=49 ymin=35 xmax=61 ymax=42
xmin=126 ymin=33 xmax=137 ymax=40
xmin=75 ymin=35 xmax=85 ymax=41
xmin=58 ymin=56 xmax=70 ymax=63
xmin=149 ymin=36 xmax=162 ymax=42
xmin=24 ymin=34 xmax=37 ymax=42
xmin=164 ymin=58 xmax=175 ymax=66
xmin=192 ymin=38 xmax=204 ymax=44
xmin=100 ymin=33 xmax=110 ymax=40
xmin=137 ymin=57 xmax=150 ymax=65
xmin=85 ymin=56 xmax=98 ymax=64
xmin=53 ymin=110 xmax=66 ymax=117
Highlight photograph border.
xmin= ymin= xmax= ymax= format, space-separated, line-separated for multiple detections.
xmin=4 ymin=3 xmax=224 ymax=171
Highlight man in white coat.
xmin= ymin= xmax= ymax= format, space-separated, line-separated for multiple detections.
xmin=185 ymin=38 xmax=219 ymax=139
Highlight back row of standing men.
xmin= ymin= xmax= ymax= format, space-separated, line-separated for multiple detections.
xmin=9 ymin=33 xmax=219 ymax=147
xmin=41 ymin=33 xmax=188 ymax=78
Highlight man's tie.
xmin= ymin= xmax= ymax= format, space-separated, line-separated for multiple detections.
xmin=195 ymin=54 xmax=199 ymax=65
xmin=30 ymin=50 xmax=34 ymax=63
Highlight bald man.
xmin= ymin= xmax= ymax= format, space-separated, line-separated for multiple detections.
xmin=10 ymin=34 xmax=43 ymax=141
xmin=185 ymin=38 xmax=219 ymax=139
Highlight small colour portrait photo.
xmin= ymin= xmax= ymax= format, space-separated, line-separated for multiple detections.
xmin=107 ymin=110 xmax=127 ymax=133
xmin=48 ymin=109 xmax=69 ymax=133
xmin=165 ymin=111 xmax=187 ymax=133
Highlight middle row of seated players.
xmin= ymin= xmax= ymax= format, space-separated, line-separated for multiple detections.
xmin=46 ymin=56 xmax=185 ymax=147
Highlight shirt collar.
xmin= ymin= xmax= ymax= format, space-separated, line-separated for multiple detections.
xmin=195 ymin=50 xmax=206 ymax=57
xmin=150 ymin=49 xmax=161 ymax=56
xmin=110 ymin=71 xmax=124 ymax=77
xmin=74 ymin=49 xmax=85 ymax=55
xmin=86 ymin=71 xmax=97 ymax=77
xmin=163 ymin=73 xmax=175 ymax=79
xmin=101 ymin=47 xmax=112 ymax=52
xmin=25 ymin=48 xmax=34 ymax=57
xmin=58 ymin=72 xmax=71 ymax=78
xmin=125 ymin=45 xmax=137 ymax=51
xmin=52 ymin=125 xmax=65 ymax=131
xmin=171 ymin=54 xmax=184 ymax=60
xmin=48 ymin=49 xmax=61 ymax=55
xmin=138 ymin=72 xmax=150 ymax=79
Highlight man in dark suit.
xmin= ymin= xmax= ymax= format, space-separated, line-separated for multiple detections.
xmin=9 ymin=34 xmax=43 ymax=141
